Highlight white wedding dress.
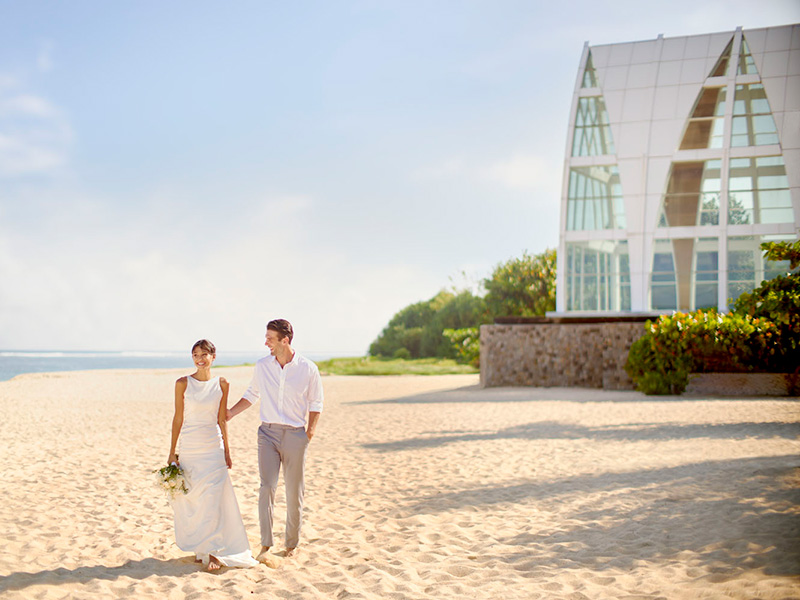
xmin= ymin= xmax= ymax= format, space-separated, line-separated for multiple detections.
xmin=172 ymin=375 xmax=258 ymax=567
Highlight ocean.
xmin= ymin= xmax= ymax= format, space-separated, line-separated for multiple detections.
xmin=0 ymin=350 xmax=348 ymax=382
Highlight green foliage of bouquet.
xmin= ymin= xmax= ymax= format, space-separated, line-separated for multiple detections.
xmin=153 ymin=463 xmax=188 ymax=499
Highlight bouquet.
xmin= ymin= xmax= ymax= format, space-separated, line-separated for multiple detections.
xmin=153 ymin=462 xmax=189 ymax=499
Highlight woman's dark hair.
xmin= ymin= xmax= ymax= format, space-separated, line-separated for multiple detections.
xmin=267 ymin=319 xmax=293 ymax=343
xmin=191 ymin=339 xmax=216 ymax=355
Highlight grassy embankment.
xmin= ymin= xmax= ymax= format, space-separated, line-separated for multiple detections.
xmin=314 ymin=356 xmax=478 ymax=376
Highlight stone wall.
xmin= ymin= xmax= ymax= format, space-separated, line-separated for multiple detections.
xmin=480 ymin=320 xmax=648 ymax=389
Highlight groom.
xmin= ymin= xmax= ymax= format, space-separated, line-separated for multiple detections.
xmin=227 ymin=319 xmax=323 ymax=560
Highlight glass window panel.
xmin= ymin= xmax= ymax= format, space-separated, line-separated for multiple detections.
xmin=693 ymin=240 xmax=719 ymax=309
xmin=584 ymin=252 xmax=597 ymax=273
xmin=651 ymin=285 xmax=677 ymax=310
xmin=761 ymin=208 xmax=795 ymax=224
xmin=728 ymin=250 xmax=755 ymax=277
xmin=726 ymin=235 xmax=797 ymax=308
xmin=652 ymin=253 xmax=675 ymax=281
xmin=582 ymin=287 xmax=598 ymax=310
xmin=698 ymin=194 xmax=719 ymax=226
xmin=680 ymin=88 xmax=725 ymax=150
xmin=572 ymin=97 xmax=616 ymax=156
xmin=582 ymin=53 xmax=598 ymax=88
xmin=703 ymin=179 xmax=722 ymax=203
xmin=620 ymin=286 xmax=631 ymax=311
xmin=696 ymin=252 xmax=718 ymax=272
xmin=730 ymin=190 xmax=754 ymax=209
xmin=759 ymin=189 xmax=792 ymax=207
xmin=765 ymin=261 xmax=791 ymax=280
xmin=613 ymin=197 xmax=626 ymax=228
xmin=695 ymin=284 xmax=718 ymax=308
xmin=729 ymin=176 xmax=752 ymax=191
xmin=737 ymin=39 xmax=758 ymax=75
xmin=750 ymin=98 xmax=770 ymax=114
xmin=731 ymin=118 xmax=754 ymax=140
xmin=710 ymin=38 xmax=733 ymax=77
xmin=566 ymin=166 xmax=625 ymax=231
xmin=731 ymin=85 xmax=779 ymax=147
xmin=727 ymin=281 xmax=753 ymax=304
xmin=691 ymin=88 xmax=725 ymax=118
xmin=681 ymin=121 xmax=713 ymax=150
xmin=728 ymin=156 xmax=792 ymax=225
xmin=661 ymin=161 xmax=720 ymax=227
xmin=584 ymin=201 xmax=595 ymax=229
xmin=756 ymin=156 xmax=784 ymax=167
xmin=565 ymin=241 xmax=630 ymax=312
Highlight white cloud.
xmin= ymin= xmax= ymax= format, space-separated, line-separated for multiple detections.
xmin=413 ymin=153 xmax=563 ymax=195
xmin=0 ymin=188 xmax=440 ymax=355
xmin=0 ymin=78 xmax=72 ymax=178
xmin=0 ymin=93 xmax=61 ymax=118
xmin=480 ymin=154 xmax=555 ymax=190
xmin=0 ymin=133 xmax=66 ymax=177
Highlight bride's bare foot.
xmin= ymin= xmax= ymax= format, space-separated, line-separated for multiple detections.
xmin=206 ymin=555 xmax=222 ymax=571
xmin=256 ymin=546 xmax=280 ymax=568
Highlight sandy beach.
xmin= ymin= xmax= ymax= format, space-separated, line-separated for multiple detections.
xmin=0 ymin=367 xmax=798 ymax=599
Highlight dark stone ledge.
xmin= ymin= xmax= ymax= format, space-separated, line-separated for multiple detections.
xmin=493 ymin=315 xmax=654 ymax=325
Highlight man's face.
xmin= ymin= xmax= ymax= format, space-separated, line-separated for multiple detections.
xmin=265 ymin=329 xmax=284 ymax=355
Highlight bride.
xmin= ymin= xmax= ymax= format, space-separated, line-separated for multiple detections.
xmin=167 ymin=339 xmax=258 ymax=570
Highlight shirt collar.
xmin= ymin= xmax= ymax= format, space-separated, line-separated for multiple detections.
xmin=269 ymin=350 xmax=296 ymax=367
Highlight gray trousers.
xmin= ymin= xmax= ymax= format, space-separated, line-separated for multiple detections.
xmin=257 ymin=423 xmax=309 ymax=548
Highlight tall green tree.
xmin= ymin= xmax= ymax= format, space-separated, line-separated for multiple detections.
xmin=483 ymin=249 xmax=556 ymax=317
xmin=369 ymin=290 xmax=487 ymax=358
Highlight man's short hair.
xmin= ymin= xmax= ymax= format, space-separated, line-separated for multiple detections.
xmin=192 ymin=339 xmax=216 ymax=355
xmin=267 ymin=319 xmax=294 ymax=343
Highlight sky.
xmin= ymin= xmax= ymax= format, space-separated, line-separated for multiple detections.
xmin=1 ymin=1 xmax=798 ymax=356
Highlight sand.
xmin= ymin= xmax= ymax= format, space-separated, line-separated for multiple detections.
xmin=0 ymin=367 xmax=798 ymax=600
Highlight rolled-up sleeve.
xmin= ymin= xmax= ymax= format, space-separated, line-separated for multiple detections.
xmin=306 ymin=366 xmax=324 ymax=413
xmin=242 ymin=371 xmax=260 ymax=404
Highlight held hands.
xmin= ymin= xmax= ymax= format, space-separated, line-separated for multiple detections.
xmin=226 ymin=409 xmax=233 ymax=422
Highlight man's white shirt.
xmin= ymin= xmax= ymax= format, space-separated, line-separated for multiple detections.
xmin=242 ymin=352 xmax=324 ymax=427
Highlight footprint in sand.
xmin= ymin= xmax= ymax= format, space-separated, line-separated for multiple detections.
xmin=445 ymin=565 xmax=474 ymax=577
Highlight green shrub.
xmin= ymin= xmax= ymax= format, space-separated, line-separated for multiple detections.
xmin=732 ymin=240 xmax=800 ymax=373
xmin=443 ymin=327 xmax=480 ymax=368
xmin=392 ymin=347 xmax=411 ymax=360
xmin=625 ymin=310 xmax=779 ymax=395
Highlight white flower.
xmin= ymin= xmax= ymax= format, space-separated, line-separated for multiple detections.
xmin=153 ymin=463 xmax=189 ymax=499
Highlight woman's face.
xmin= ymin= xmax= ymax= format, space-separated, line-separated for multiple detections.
xmin=192 ymin=348 xmax=215 ymax=369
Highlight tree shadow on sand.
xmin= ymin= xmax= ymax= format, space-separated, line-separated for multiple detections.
xmin=400 ymin=454 xmax=800 ymax=579
xmin=363 ymin=420 xmax=800 ymax=452
xmin=0 ymin=557 xmax=200 ymax=594
xmin=347 ymin=384 xmax=796 ymax=406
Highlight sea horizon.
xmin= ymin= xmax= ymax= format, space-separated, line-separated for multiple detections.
xmin=0 ymin=349 xmax=361 ymax=382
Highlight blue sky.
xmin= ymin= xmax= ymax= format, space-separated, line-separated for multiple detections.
xmin=1 ymin=1 xmax=798 ymax=355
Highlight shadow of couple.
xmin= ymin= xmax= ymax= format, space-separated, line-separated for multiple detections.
xmin=0 ymin=556 xmax=204 ymax=594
